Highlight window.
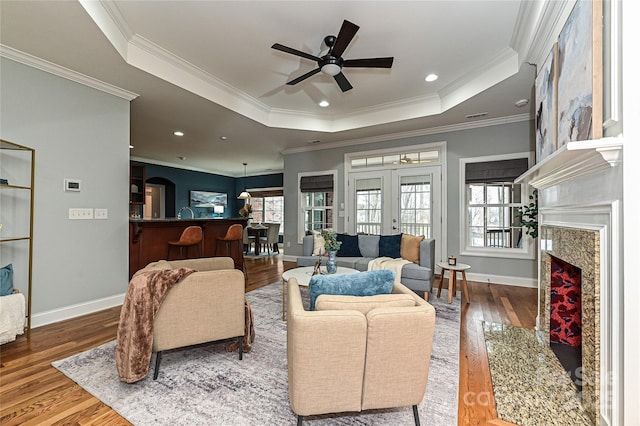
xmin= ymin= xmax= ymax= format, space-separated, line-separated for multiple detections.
xmin=249 ymin=195 xmax=284 ymax=234
xmin=355 ymin=178 xmax=382 ymax=234
xmin=298 ymin=171 xmax=337 ymax=242
xmin=460 ymin=154 xmax=533 ymax=259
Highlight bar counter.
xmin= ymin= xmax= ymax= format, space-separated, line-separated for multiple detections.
xmin=129 ymin=217 xmax=248 ymax=278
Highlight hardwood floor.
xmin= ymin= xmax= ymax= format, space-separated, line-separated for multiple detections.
xmin=0 ymin=256 xmax=536 ymax=425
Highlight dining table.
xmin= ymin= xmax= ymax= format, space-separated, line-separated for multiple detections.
xmin=247 ymin=224 xmax=268 ymax=255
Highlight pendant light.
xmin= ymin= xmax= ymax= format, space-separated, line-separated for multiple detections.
xmin=238 ymin=162 xmax=251 ymax=200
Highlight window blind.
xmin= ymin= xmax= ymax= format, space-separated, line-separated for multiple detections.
xmin=300 ymin=174 xmax=334 ymax=192
xmin=465 ymin=158 xmax=529 ymax=183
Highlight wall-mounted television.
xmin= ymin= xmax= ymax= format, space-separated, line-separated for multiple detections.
xmin=189 ymin=190 xmax=227 ymax=208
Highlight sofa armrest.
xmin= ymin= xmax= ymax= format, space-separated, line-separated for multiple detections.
xmin=287 ymin=278 xmax=367 ymax=416
xmin=362 ymin=300 xmax=436 ymax=410
xmin=301 ymin=235 xmax=314 ymax=256
xmin=419 ymin=238 xmax=436 ymax=272
xmin=167 ymin=257 xmax=234 ymax=271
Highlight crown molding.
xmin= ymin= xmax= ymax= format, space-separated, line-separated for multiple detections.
xmin=522 ymin=0 xmax=577 ymax=67
xmin=0 ymin=45 xmax=138 ymax=101
xmin=282 ymin=113 xmax=531 ymax=155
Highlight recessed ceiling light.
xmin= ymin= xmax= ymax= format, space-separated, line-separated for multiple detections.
xmin=319 ymin=100 xmax=330 ymax=107
xmin=178 ymin=156 xmax=186 ymax=160
xmin=173 ymin=131 xmax=184 ymax=136
xmin=515 ymin=98 xmax=529 ymax=107
xmin=129 ymin=145 xmax=134 ymax=149
xmin=220 ymin=136 xmax=227 ymax=141
xmin=425 ymin=74 xmax=438 ymax=82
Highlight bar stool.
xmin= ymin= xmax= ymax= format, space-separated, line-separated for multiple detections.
xmin=167 ymin=226 xmax=203 ymax=260
xmin=215 ymin=224 xmax=247 ymax=280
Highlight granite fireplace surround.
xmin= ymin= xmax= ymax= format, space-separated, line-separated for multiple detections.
xmin=539 ymin=225 xmax=600 ymax=424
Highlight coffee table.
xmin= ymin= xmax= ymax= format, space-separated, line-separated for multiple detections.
xmin=435 ymin=261 xmax=471 ymax=304
xmin=281 ymin=266 xmax=360 ymax=320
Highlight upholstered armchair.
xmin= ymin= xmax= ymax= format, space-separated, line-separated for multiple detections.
xmin=286 ymin=278 xmax=436 ymax=425
xmin=149 ymin=257 xmax=246 ymax=379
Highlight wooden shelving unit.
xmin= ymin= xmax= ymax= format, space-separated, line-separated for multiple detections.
xmin=0 ymin=139 xmax=35 ymax=334
xmin=129 ymin=163 xmax=145 ymax=218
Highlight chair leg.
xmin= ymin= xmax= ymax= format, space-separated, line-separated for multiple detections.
xmin=153 ymin=351 xmax=162 ymax=380
xmin=412 ymin=405 xmax=420 ymax=426
xmin=297 ymin=415 xmax=303 ymax=426
xmin=238 ymin=335 xmax=243 ymax=360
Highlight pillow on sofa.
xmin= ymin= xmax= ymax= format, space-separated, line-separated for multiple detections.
xmin=358 ymin=234 xmax=380 ymax=258
xmin=336 ymin=233 xmax=362 ymax=257
xmin=316 ymin=293 xmax=415 ymax=315
xmin=0 ymin=264 xmax=14 ymax=296
xmin=401 ymin=234 xmax=425 ymax=264
xmin=311 ymin=230 xmax=325 ymax=256
xmin=308 ymin=269 xmax=395 ymax=310
xmin=378 ymin=234 xmax=402 ymax=258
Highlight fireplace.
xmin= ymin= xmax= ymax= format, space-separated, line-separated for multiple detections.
xmin=540 ymin=225 xmax=599 ymax=424
xmin=549 ymin=255 xmax=583 ymax=390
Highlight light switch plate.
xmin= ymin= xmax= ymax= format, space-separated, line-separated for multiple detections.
xmin=69 ymin=208 xmax=93 ymax=219
xmin=95 ymin=208 xmax=108 ymax=219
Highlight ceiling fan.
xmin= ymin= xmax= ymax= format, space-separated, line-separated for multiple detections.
xmin=271 ymin=19 xmax=394 ymax=92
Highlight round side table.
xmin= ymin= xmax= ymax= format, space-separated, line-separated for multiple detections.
xmin=435 ymin=261 xmax=471 ymax=304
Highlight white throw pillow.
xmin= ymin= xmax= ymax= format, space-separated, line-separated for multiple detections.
xmin=311 ymin=230 xmax=325 ymax=256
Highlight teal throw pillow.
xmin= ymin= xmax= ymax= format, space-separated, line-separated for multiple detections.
xmin=1 ymin=264 xmax=14 ymax=296
xmin=336 ymin=233 xmax=361 ymax=257
xmin=379 ymin=234 xmax=402 ymax=258
xmin=308 ymin=269 xmax=395 ymax=310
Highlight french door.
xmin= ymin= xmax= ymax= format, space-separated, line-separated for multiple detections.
xmin=347 ymin=166 xmax=443 ymax=263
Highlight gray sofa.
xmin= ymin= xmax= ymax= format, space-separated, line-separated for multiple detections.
xmin=297 ymin=234 xmax=436 ymax=297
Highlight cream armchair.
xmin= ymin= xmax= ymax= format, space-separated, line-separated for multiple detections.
xmin=147 ymin=257 xmax=246 ymax=379
xmin=287 ymin=279 xmax=436 ymax=425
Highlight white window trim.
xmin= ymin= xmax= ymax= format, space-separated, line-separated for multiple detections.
xmin=459 ymin=152 xmax=535 ymax=260
xmin=297 ymin=169 xmax=338 ymax=244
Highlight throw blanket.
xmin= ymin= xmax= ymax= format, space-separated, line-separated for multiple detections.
xmin=116 ymin=268 xmax=196 ymax=383
xmin=0 ymin=292 xmax=25 ymax=345
xmin=368 ymin=257 xmax=411 ymax=284
xmin=226 ymin=297 xmax=255 ymax=353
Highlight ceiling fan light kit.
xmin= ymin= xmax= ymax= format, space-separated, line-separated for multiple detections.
xmin=271 ymin=19 xmax=394 ymax=92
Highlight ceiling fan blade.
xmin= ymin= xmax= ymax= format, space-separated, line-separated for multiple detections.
xmin=343 ymin=57 xmax=394 ymax=68
xmin=331 ymin=20 xmax=359 ymax=58
xmin=271 ymin=43 xmax=320 ymax=62
xmin=333 ymin=72 xmax=353 ymax=92
xmin=287 ymin=68 xmax=322 ymax=85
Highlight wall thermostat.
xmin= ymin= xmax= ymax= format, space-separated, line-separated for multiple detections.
xmin=64 ymin=178 xmax=81 ymax=192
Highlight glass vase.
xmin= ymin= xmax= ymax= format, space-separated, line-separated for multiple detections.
xmin=326 ymin=250 xmax=338 ymax=274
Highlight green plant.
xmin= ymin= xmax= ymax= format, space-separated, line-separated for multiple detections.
xmin=321 ymin=230 xmax=342 ymax=251
xmin=517 ymin=189 xmax=538 ymax=238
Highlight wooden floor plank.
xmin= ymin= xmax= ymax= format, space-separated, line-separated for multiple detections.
xmin=0 ymin=256 xmax=537 ymax=425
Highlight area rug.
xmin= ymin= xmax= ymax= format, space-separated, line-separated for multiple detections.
xmin=483 ymin=321 xmax=592 ymax=426
xmin=53 ymin=283 xmax=461 ymax=425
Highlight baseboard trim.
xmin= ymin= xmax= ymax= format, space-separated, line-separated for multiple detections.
xmin=32 ymin=293 xmax=126 ymax=328
xmin=462 ymin=271 xmax=537 ymax=288
xmin=282 ymin=254 xmax=298 ymax=262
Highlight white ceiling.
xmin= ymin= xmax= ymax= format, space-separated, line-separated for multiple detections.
xmin=0 ymin=0 xmax=553 ymax=177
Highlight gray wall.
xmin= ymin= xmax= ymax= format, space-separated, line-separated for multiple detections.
xmin=283 ymin=119 xmax=537 ymax=280
xmin=1 ymin=59 xmax=130 ymax=323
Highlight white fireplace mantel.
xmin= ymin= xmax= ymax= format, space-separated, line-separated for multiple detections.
xmin=515 ymin=137 xmax=623 ymax=189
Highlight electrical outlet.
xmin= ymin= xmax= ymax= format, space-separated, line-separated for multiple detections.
xmin=69 ymin=208 xmax=93 ymax=219
xmin=286 ymin=241 xmax=291 ymax=247
xmin=94 ymin=208 xmax=108 ymax=219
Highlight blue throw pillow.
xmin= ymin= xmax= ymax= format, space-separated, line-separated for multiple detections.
xmin=336 ymin=233 xmax=362 ymax=257
xmin=308 ymin=269 xmax=395 ymax=310
xmin=379 ymin=234 xmax=402 ymax=258
xmin=0 ymin=264 xmax=14 ymax=296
